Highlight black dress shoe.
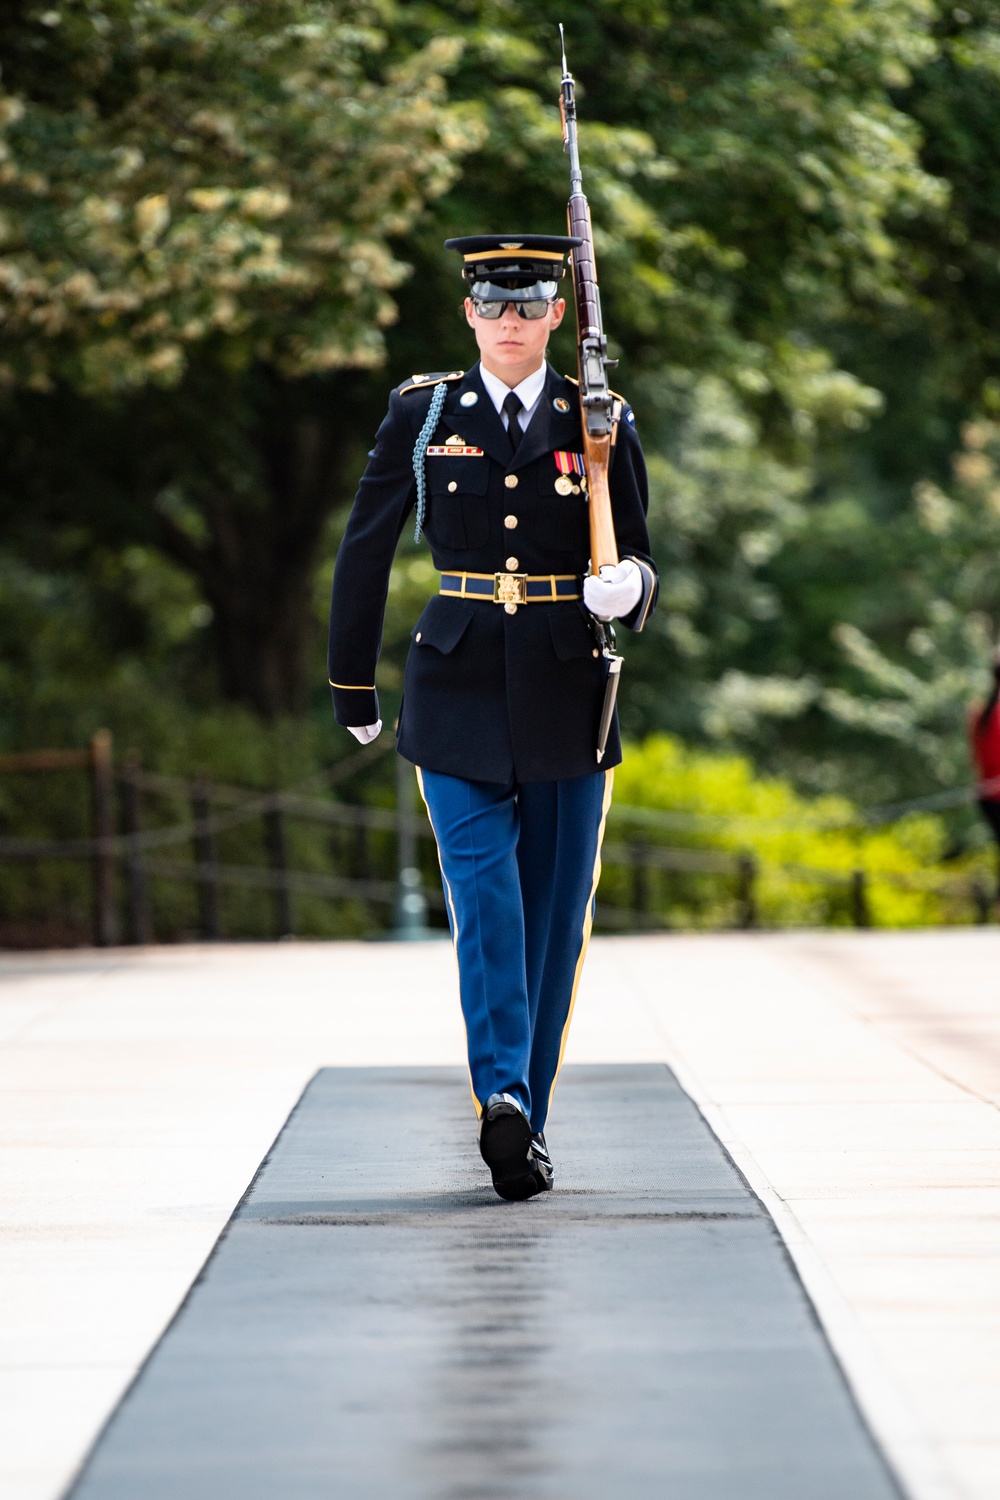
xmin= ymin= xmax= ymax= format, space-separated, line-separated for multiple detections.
xmin=479 ymin=1093 xmax=546 ymax=1201
xmin=530 ymin=1132 xmax=554 ymax=1191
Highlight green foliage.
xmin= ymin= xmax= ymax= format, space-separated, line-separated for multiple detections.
xmin=819 ymin=418 xmax=1000 ymax=788
xmin=619 ymin=371 xmax=811 ymax=740
xmin=0 ymin=0 xmax=481 ymax=391
xmin=605 ymin=734 xmax=987 ymax=929
xmin=393 ymin=0 xmax=942 ymax=439
xmin=5 ymin=0 xmax=1000 ymax=944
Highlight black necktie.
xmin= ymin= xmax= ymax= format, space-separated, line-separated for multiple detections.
xmin=502 ymin=391 xmax=524 ymax=455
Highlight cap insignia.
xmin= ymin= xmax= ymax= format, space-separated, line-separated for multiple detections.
xmin=499 ymin=242 xmax=523 ymax=249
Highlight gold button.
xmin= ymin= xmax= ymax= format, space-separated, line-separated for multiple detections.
xmin=504 ymin=474 xmax=518 ymax=489
xmin=504 ymin=603 xmax=518 ymax=615
xmin=447 ymin=480 xmax=457 ymax=493
xmin=505 ymin=556 xmax=519 ymax=571
xmin=504 ymin=514 xmax=518 ymax=529
xmin=592 ymin=648 xmax=599 ymax=657
xmin=416 ymin=632 xmax=422 ymax=642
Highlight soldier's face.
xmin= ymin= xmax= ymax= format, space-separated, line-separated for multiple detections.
xmin=464 ymin=296 xmax=566 ymax=381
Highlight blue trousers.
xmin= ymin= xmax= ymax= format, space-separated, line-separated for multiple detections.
xmin=417 ymin=766 xmax=613 ymax=1132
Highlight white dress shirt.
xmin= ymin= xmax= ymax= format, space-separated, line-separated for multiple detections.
xmin=479 ymin=361 xmax=547 ymax=434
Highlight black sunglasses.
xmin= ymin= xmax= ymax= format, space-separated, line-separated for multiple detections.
xmin=471 ymin=298 xmax=554 ymax=321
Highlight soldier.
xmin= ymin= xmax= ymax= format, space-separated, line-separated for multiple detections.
xmin=328 ymin=235 xmax=657 ymax=1199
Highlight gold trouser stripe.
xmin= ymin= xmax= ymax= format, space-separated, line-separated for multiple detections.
xmin=547 ymin=767 xmax=615 ymax=1117
xmin=415 ymin=765 xmax=482 ymax=1119
xmin=329 ymin=681 xmax=376 ymax=690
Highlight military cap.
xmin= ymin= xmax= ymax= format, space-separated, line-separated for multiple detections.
xmin=444 ymin=233 xmax=582 ymax=302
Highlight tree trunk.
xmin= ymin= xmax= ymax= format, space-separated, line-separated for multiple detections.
xmin=0 ymin=362 xmax=384 ymax=720
xmin=209 ymin=559 xmax=320 ymax=717
xmin=151 ymin=367 xmax=367 ymax=717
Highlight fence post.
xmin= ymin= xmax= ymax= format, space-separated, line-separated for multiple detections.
xmin=850 ymin=869 xmax=870 ymax=928
xmin=971 ymin=876 xmax=991 ymax=925
xmin=89 ymin=729 xmax=119 ymax=947
xmin=393 ymin=757 xmax=428 ymax=939
xmin=265 ymin=796 xmax=293 ymax=939
xmin=736 ymin=852 xmax=757 ymax=930
xmin=629 ymin=842 xmax=649 ymax=929
xmin=191 ymin=777 xmax=220 ymax=940
xmin=120 ymin=753 xmax=152 ymax=945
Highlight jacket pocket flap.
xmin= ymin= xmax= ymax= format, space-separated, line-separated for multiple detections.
xmin=428 ymin=456 xmax=490 ymax=495
xmin=412 ymin=599 xmax=474 ymax=654
xmin=548 ymin=606 xmax=597 ymax=661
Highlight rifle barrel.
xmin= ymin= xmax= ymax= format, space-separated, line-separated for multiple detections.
xmin=559 ymin=28 xmax=619 ymax=571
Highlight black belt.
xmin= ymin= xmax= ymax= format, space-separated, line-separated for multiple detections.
xmin=440 ymin=571 xmax=582 ymax=606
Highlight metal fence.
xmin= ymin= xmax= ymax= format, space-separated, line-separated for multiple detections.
xmin=0 ymin=732 xmax=995 ymax=946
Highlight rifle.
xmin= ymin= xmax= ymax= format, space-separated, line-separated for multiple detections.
xmin=559 ymin=25 xmax=619 ymax=574
xmin=559 ymin=26 xmax=623 ymax=763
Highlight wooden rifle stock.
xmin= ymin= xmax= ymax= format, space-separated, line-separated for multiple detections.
xmin=583 ymin=434 xmax=617 ymax=571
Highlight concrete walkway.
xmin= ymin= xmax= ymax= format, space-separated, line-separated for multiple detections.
xmin=0 ymin=931 xmax=998 ymax=1500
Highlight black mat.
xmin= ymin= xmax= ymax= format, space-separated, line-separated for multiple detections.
xmin=67 ymin=1066 xmax=904 ymax=1499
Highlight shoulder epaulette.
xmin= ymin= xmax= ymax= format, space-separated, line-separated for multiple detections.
xmin=398 ymin=370 xmax=465 ymax=396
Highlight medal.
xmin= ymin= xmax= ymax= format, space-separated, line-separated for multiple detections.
xmin=553 ymin=451 xmax=586 ymax=496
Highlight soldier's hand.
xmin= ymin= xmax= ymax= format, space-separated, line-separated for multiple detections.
xmin=348 ymin=720 xmax=383 ymax=745
xmin=583 ymin=560 xmax=642 ymax=622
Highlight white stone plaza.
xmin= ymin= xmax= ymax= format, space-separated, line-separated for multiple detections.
xmin=0 ymin=930 xmax=997 ymax=1500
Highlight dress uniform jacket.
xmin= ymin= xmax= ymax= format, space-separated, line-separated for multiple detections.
xmin=327 ymin=361 xmax=658 ymax=784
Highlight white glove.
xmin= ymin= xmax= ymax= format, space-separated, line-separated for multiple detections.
xmin=348 ymin=720 xmax=382 ymax=745
xmin=583 ymin=560 xmax=642 ymax=622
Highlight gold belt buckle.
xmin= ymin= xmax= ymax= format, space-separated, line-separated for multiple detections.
xmin=494 ymin=572 xmax=527 ymax=605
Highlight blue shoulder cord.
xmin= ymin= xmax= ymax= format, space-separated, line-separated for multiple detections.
xmin=412 ymin=380 xmax=448 ymax=543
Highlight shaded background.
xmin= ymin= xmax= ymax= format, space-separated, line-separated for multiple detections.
xmin=2 ymin=0 xmax=1000 ymax=940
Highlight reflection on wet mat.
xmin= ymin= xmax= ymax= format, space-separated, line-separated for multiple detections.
xmin=68 ymin=1066 xmax=904 ymax=1499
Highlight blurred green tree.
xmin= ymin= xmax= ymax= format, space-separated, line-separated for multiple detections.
xmin=0 ymin=0 xmax=947 ymax=725
xmin=0 ymin=0 xmax=479 ymax=390
xmin=0 ymin=0 xmax=480 ymax=714
xmin=818 ymin=418 xmax=1000 ymax=792
xmin=7 ymin=0 xmax=1000 ymax=811
xmin=658 ymin=1 xmax=1000 ymax=802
